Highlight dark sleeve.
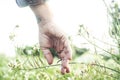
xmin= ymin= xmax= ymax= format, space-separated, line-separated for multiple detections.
xmin=16 ymin=0 xmax=47 ymax=8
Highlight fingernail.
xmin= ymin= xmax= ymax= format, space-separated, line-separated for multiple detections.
xmin=66 ymin=67 xmax=70 ymax=73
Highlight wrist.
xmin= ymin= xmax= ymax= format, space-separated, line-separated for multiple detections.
xmin=31 ymin=4 xmax=53 ymax=23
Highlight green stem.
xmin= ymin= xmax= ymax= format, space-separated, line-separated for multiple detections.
xmin=13 ymin=62 xmax=120 ymax=74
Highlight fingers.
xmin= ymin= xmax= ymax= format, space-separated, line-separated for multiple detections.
xmin=59 ymin=40 xmax=72 ymax=60
xmin=60 ymin=50 xmax=71 ymax=74
xmin=59 ymin=41 xmax=72 ymax=74
xmin=41 ymin=48 xmax=53 ymax=65
xmin=64 ymin=45 xmax=72 ymax=60
xmin=61 ymin=58 xmax=70 ymax=74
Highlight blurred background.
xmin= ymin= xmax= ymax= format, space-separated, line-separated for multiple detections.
xmin=0 ymin=0 xmax=112 ymax=56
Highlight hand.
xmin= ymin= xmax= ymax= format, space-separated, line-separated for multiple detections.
xmin=29 ymin=2 xmax=72 ymax=74
xmin=38 ymin=22 xmax=72 ymax=74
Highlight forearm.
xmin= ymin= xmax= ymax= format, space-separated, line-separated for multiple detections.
xmin=16 ymin=0 xmax=53 ymax=24
xmin=30 ymin=3 xmax=53 ymax=24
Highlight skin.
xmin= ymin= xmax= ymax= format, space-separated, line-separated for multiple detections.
xmin=30 ymin=1 xmax=72 ymax=74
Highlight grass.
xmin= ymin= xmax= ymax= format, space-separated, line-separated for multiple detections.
xmin=0 ymin=51 xmax=120 ymax=80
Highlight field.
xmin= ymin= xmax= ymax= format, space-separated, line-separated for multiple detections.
xmin=0 ymin=47 xmax=120 ymax=80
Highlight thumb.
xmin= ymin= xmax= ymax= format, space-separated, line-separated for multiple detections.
xmin=41 ymin=48 xmax=53 ymax=65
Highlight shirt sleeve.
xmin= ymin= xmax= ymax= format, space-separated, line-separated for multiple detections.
xmin=16 ymin=0 xmax=29 ymax=7
xmin=16 ymin=0 xmax=47 ymax=8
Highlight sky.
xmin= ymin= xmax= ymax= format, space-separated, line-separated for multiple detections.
xmin=0 ymin=0 xmax=115 ymax=56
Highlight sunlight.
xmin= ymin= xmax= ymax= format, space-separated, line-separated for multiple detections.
xmin=0 ymin=0 xmax=112 ymax=56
